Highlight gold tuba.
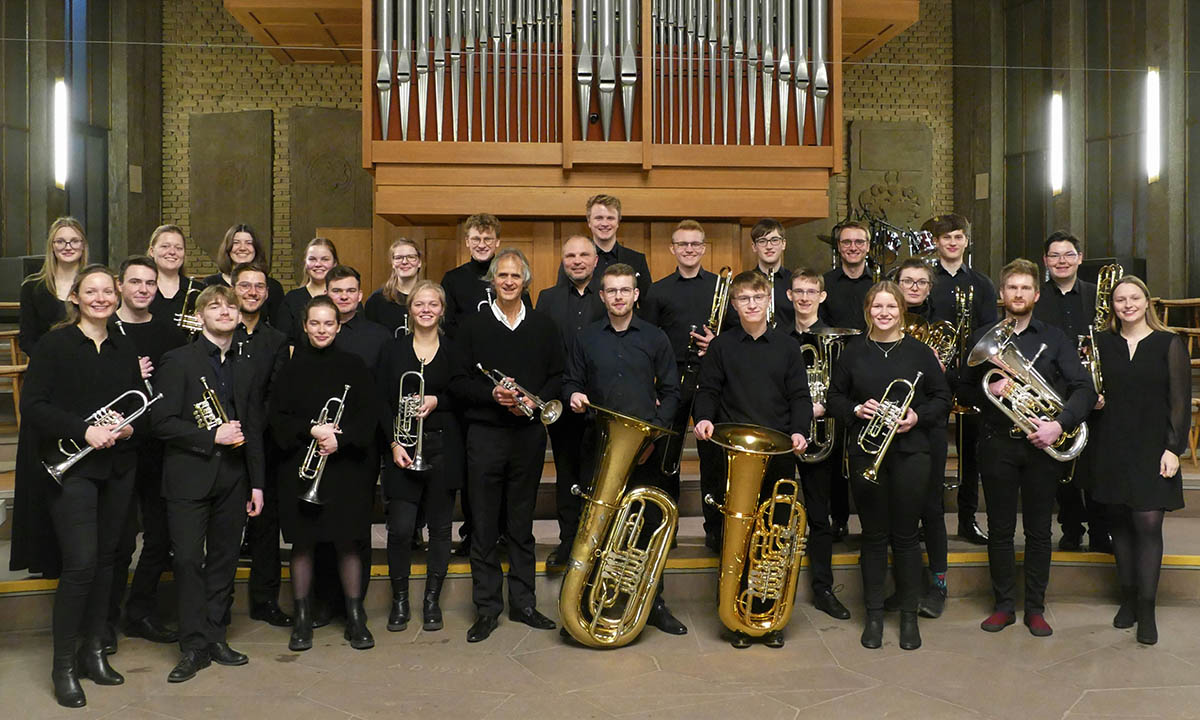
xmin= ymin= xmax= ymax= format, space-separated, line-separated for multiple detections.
xmin=798 ymin=326 xmax=859 ymax=464
xmin=1078 ymin=262 xmax=1123 ymax=393
xmin=705 ymin=423 xmax=807 ymax=637
xmin=858 ymin=372 xmax=923 ymax=484
xmin=968 ymin=319 xmax=1088 ymax=462
xmin=559 ymin=404 xmax=678 ymax=648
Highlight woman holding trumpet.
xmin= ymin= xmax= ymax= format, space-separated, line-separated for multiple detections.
xmin=19 ymin=265 xmax=146 ymax=707
xmin=380 ymin=280 xmax=466 ymax=633
xmin=828 ymin=281 xmax=951 ymax=651
xmin=268 ymin=296 xmax=381 ymax=652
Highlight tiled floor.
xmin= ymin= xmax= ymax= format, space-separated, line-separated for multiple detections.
xmin=2 ymin=592 xmax=1198 ymax=719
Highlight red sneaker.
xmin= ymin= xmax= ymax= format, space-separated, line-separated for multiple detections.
xmin=1024 ymin=613 xmax=1053 ymax=637
xmin=980 ymin=610 xmax=1016 ymax=632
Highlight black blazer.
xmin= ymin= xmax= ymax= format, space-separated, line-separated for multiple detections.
xmin=152 ymin=338 xmax=266 ymax=499
xmin=535 ymin=282 xmax=607 ymax=354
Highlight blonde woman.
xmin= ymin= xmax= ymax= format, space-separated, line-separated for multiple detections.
xmin=146 ymin=225 xmax=197 ymax=331
xmin=366 ymin=238 xmax=423 ymax=336
xmin=19 ymin=217 xmax=87 ymax=354
xmin=274 ymin=237 xmax=339 ymax=343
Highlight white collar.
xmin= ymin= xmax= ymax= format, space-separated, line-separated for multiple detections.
xmin=490 ymin=300 xmax=526 ymax=330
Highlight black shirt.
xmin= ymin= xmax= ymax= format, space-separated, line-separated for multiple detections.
xmin=820 ymin=266 xmax=874 ymax=330
xmin=364 ymin=288 xmax=410 ymax=337
xmin=558 ymin=241 xmax=653 ymax=310
xmin=274 ymin=286 xmax=318 ymax=345
xmin=233 ymin=320 xmax=289 ymax=397
xmin=18 ymin=278 xmax=65 ymax=356
xmin=958 ymin=318 xmax=1097 ymax=434
xmin=148 ymin=275 xmax=201 ymax=333
xmin=928 ymin=262 xmax=998 ymax=330
xmin=646 ymin=268 xmax=720 ymax=363
xmin=197 ymin=335 xmax=238 ymax=421
xmin=754 ymin=266 xmax=795 ymax=329
xmin=563 ymin=315 xmax=680 ymax=427
xmin=1033 ymin=279 xmax=1096 ymax=340
xmin=693 ymin=325 xmax=812 ymax=436
xmin=112 ymin=316 xmax=188 ymax=373
xmin=334 ymin=313 xmax=391 ymax=373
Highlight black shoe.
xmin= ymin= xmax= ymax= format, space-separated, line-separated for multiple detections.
xmin=647 ymin=599 xmax=688 ymax=635
xmin=344 ymin=597 xmax=375 ymax=650
xmin=52 ymin=656 xmax=86 ymax=708
xmin=388 ymin=586 xmax=411 ymax=632
xmin=919 ymin=583 xmax=947 ymax=619
xmin=1088 ymin=534 xmax=1113 ymax=554
xmin=167 ymin=649 xmax=211 ymax=683
xmin=508 ymin=606 xmax=556 ymax=630
xmin=763 ymin=630 xmax=785 ymax=649
xmin=1058 ymin=532 xmax=1083 ymax=552
xmin=1136 ymin=599 xmax=1158 ymax=645
xmin=250 ymin=601 xmax=294 ymax=627
xmin=1113 ymin=585 xmax=1137 ymax=629
xmin=101 ymin=624 xmax=117 ymax=655
xmin=312 ymin=602 xmax=332 ymax=629
xmin=861 ymin=611 xmax=884 ymax=649
xmin=207 ymin=642 xmax=248 ymax=666
xmin=704 ymin=532 xmax=722 ymax=554
xmin=730 ymin=631 xmax=752 ymax=649
xmin=882 ymin=593 xmax=901 ymax=612
xmin=958 ymin=521 xmax=988 ymax=545
xmin=467 ymin=614 xmax=499 ymax=643
xmin=423 ymin=575 xmax=445 ymax=631
xmin=124 ymin=616 xmax=179 ymax=644
xmin=289 ymin=598 xmax=313 ymax=651
xmin=813 ymin=589 xmax=852 ymax=620
xmin=77 ymin=638 xmax=124 ymax=685
xmin=899 ymin=611 xmax=922 ymax=650
xmin=545 ymin=544 xmax=570 ymax=573
xmin=832 ymin=522 xmax=849 ymax=541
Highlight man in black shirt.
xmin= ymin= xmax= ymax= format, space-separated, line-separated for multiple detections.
xmin=110 ymin=256 xmax=186 ymax=649
xmin=558 ymin=194 xmax=652 ymax=305
xmin=328 ymin=265 xmax=390 ymax=373
xmin=441 ymin=213 xmax=533 ymax=337
xmin=960 ymin=259 xmax=1096 ymax=638
xmin=564 ymin=263 xmax=686 ymax=635
xmin=536 ymin=235 xmax=605 ymax=569
xmin=922 ymin=213 xmax=997 ymax=547
xmin=748 ymin=219 xmax=794 ymax=329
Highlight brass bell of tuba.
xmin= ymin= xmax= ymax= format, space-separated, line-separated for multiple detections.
xmin=704 ymin=423 xmax=807 ymax=637
xmin=559 ymin=404 xmax=678 ymax=648
xmin=968 ymin=319 xmax=1088 ymax=462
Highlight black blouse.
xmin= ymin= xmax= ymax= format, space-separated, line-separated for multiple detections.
xmin=18 ymin=279 xmax=65 ymax=356
xmin=364 ymin=289 xmax=410 ymax=337
xmin=274 ymin=286 xmax=318 ymax=345
xmin=148 ymin=275 xmax=201 ymax=333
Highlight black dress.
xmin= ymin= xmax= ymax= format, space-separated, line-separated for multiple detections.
xmin=274 ymin=286 xmax=319 ymax=345
xmin=201 ymin=272 xmax=286 ymax=328
xmin=1088 ymin=330 xmax=1189 ymax=511
xmin=364 ymin=289 xmax=410 ymax=337
xmin=379 ymin=335 xmax=466 ymax=503
xmin=268 ymin=344 xmax=382 ymax=545
xmin=18 ymin=279 xmax=65 ymax=356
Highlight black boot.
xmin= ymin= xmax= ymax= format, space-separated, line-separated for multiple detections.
xmin=1136 ymin=598 xmax=1158 ymax=645
xmin=77 ymin=637 xmax=124 ymax=685
xmin=344 ymin=597 xmax=375 ymax=650
xmin=51 ymin=653 xmax=85 ymax=708
xmin=899 ymin=611 xmax=922 ymax=650
xmin=289 ymin=597 xmax=313 ymax=651
xmin=423 ymin=575 xmax=445 ymax=631
xmin=387 ymin=579 xmax=410 ymax=632
xmin=1113 ymin=585 xmax=1137 ymax=629
xmin=861 ymin=610 xmax=884 ymax=649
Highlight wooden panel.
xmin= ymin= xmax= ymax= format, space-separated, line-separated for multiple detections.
xmin=317 ymin=226 xmax=373 ymax=288
xmin=374 ymin=165 xmax=832 ymax=190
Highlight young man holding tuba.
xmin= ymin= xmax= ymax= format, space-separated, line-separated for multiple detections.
xmin=959 ymin=259 xmax=1096 ymax=638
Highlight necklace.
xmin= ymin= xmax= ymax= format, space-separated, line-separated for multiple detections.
xmin=870 ymin=337 xmax=902 ymax=358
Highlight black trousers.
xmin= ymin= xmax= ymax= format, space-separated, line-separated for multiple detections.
xmin=112 ymin=449 xmax=172 ymax=624
xmin=548 ymin=410 xmax=589 ymax=548
xmin=978 ymin=432 xmax=1059 ymax=615
xmin=467 ymin=423 xmax=546 ymax=616
xmin=1056 ymin=458 xmax=1109 ymax=541
xmin=245 ymin=466 xmax=283 ymax=607
xmin=697 ymin=437 xmax=725 ymax=539
xmin=955 ymin=413 xmax=982 ymax=524
xmin=167 ymin=464 xmax=247 ymax=652
xmin=50 ymin=468 xmax=135 ymax=658
xmin=922 ymin=425 xmax=950 ymax=574
xmin=387 ymin=484 xmax=456 ymax=583
xmin=848 ymin=451 xmax=930 ymax=613
xmin=797 ymin=454 xmax=836 ymax=594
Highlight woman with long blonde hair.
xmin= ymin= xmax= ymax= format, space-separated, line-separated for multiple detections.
xmin=19 ymin=217 xmax=88 ymax=354
xmin=365 ymin=238 xmax=423 ymax=336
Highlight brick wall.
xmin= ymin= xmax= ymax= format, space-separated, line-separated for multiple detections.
xmin=160 ymin=0 xmax=362 ymax=287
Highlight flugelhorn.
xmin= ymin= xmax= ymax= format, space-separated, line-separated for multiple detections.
xmin=193 ymin=376 xmax=243 ymax=448
xmin=45 ymin=389 xmax=162 ymax=485
xmin=968 ymin=319 xmax=1088 ymax=462
xmin=476 ymin=363 xmax=562 ymax=424
xmin=173 ymin=277 xmax=202 ymax=334
xmin=798 ymin=326 xmax=859 ymax=464
xmin=298 ymin=384 xmax=350 ymax=505
xmin=394 ymin=361 xmax=430 ymax=472
xmin=704 ymin=423 xmax=807 ymax=637
xmin=559 ymin=403 xmax=678 ymax=648
xmin=858 ymin=372 xmax=923 ymax=484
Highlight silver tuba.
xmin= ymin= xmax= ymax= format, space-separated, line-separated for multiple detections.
xmin=394 ymin=360 xmax=430 ymax=471
xmin=968 ymin=319 xmax=1088 ymax=462
xmin=298 ymin=385 xmax=350 ymax=505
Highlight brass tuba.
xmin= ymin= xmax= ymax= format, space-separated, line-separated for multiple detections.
xmin=858 ymin=372 xmax=923 ymax=484
xmin=704 ymin=424 xmax=807 ymax=637
xmin=968 ymin=319 xmax=1088 ymax=462
xmin=798 ymin=326 xmax=859 ymax=464
xmin=559 ymin=404 xmax=678 ymax=648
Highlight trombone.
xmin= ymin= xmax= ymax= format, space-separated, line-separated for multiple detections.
xmin=45 ymin=389 xmax=163 ymax=485
xmin=394 ymin=360 xmax=430 ymax=471
xmin=858 ymin=372 xmax=923 ymax=484
xmin=476 ymin=363 xmax=562 ymax=424
xmin=298 ymin=385 xmax=350 ymax=505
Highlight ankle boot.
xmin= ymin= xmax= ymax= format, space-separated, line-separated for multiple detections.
xmin=344 ymin=597 xmax=375 ymax=650
xmin=1113 ymin=585 xmax=1138 ymax=629
xmin=861 ymin=610 xmax=884 ymax=649
xmin=899 ymin=611 xmax=922 ymax=650
xmin=289 ymin=597 xmax=313 ymax=651
xmin=1136 ymin=598 xmax=1158 ymax=645
xmin=51 ymin=653 xmax=85 ymax=708
xmin=387 ymin=579 xmax=410 ymax=632
xmin=423 ymin=575 xmax=445 ymax=631
xmin=77 ymin=637 xmax=124 ymax=685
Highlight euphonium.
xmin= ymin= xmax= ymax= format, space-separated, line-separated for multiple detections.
xmin=1078 ymin=262 xmax=1123 ymax=393
xmin=298 ymin=384 xmax=350 ymax=505
xmin=968 ymin=319 xmax=1088 ymax=462
xmin=477 ymin=363 xmax=562 ymax=424
xmin=559 ymin=404 xmax=678 ymax=648
xmin=704 ymin=423 xmax=807 ymax=637
xmin=173 ymin=277 xmax=202 ymax=334
xmin=45 ymin=389 xmax=163 ymax=485
xmin=193 ymin=376 xmax=243 ymax=448
xmin=858 ymin=372 xmax=922 ymax=484
xmin=394 ymin=360 xmax=430 ymax=471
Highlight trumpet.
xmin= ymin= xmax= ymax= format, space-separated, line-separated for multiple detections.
xmin=173 ymin=277 xmax=202 ymax=334
xmin=798 ymin=326 xmax=859 ymax=464
xmin=858 ymin=372 xmax=923 ymax=484
xmin=45 ymin=389 xmax=163 ymax=485
xmin=298 ymin=384 xmax=351 ymax=505
xmin=193 ymin=376 xmax=243 ymax=448
xmin=476 ymin=363 xmax=562 ymax=424
xmin=394 ymin=360 xmax=430 ymax=472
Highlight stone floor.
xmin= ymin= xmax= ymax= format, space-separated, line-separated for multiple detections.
xmin=3 ymin=590 xmax=1200 ymax=720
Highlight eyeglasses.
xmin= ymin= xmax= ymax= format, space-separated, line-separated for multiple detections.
xmin=671 ymin=241 xmax=706 ymax=249
xmin=838 ymin=238 xmax=868 ymax=247
xmin=466 ymin=237 xmax=497 ymax=247
xmin=733 ymin=293 xmax=770 ymax=305
xmin=235 ymin=282 xmax=267 ymax=292
xmin=790 ymin=288 xmax=821 ymax=297
xmin=898 ymin=278 xmax=931 ymax=289
xmin=754 ymin=236 xmax=785 ymax=247
xmin=602 ymin=287 xmax=636 ymax=297
xmin=1045 ymin=251 xmax=1079 ymax=262
xmin=53 ymin=238 xmax=83 ymax=248
xmin=393 ymin=254 xmax=421 ymax=264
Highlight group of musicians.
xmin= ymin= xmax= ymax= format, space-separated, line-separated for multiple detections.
xmin=10 ymin=198 xmax=1188 ymax=708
